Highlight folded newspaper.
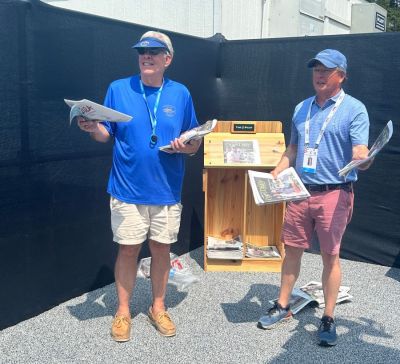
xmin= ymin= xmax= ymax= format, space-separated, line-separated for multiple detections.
xmin=245 ymin=243 xmax=281 ymax=259
xmin=207 ymin=235 xmax=243 ymax=260
xmin=159 ymin=119 xmax=218 ymax=153
xmin=269 ymin=281 xmax=353 ymax=314
xmin=338 ymin=120 xmax=393 ymax=178
xmin=64 ymin=98 xmax=133 ymax=125
xmin=248 ymin=167 xmax=310 ymax=205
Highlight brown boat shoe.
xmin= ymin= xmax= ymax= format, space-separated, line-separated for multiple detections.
xmin=111 ymin=315 xmax=131 ymax=342
xmin=148 ymin=306 xmax=176 ymax=337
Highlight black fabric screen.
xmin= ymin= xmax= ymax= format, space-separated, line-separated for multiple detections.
xmin=0 ymin=0 xmax=399 ymax=329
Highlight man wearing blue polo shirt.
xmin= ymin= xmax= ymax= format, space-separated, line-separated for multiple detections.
xmin=258 ymin=49 xmax=372 ymax=346
xmin=78 ymin=31 xmax=200 ymax=342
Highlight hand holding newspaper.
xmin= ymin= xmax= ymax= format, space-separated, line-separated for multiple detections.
xmin=64 ymin=98 xmax=133 ymax=125
xmin=248 ymin=167 xmax=310 ymax=205
xmin=159 ymin=119 xmax=217 ymax=153
xmin=338 ymin=120 xmax=393 ymax=178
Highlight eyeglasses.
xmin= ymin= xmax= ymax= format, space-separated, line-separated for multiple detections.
xmin=137 ymin=48 xmax=167 ymax=56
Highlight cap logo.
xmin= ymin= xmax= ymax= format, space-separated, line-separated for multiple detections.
xmin=140 ymin=41 xmax=150 ymax=47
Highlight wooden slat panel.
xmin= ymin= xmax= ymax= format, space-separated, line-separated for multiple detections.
xmin=204 ymin=169 xmax=245 ymax=238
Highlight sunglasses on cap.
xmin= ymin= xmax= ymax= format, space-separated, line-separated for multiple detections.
xmin=137 ymin=48 xmax=168 ymax=56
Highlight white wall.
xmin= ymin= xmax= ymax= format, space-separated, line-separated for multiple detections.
xmin=41 ymin=0 xmax=374 ymax=40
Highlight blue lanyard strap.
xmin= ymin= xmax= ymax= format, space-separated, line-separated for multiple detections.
xmin=139 ymin=78 xmax=164 ymax=145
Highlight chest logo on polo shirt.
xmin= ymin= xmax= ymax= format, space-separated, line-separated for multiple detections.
xmin=162 ymin=105 xmax=176 ymax=117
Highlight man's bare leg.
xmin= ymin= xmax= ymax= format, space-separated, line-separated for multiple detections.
xmin=114 ymin=244 xmax=142 ymax=317
xmin=321 ymin=252 xmax=341 ymax=318
xmin=149 ymin=239 xmax=171 ymax=314
xmin=278 ymin=245 xmax=304 ymax=307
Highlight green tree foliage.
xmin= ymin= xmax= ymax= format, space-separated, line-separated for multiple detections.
xmin=366 ymin=0 xmax=400 ymax=31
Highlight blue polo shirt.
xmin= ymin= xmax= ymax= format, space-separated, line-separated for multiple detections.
xmin=101 ymin=75 xmax=198 ymax=205
xmin=290 ymin=90 xmax=369 ymax=184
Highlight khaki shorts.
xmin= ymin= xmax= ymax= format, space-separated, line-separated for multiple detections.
xmin=110 ymin=197 xmax=182 ymax=245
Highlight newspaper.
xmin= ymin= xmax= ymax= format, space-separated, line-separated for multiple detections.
xmin=207 ymin=235 xmax=243 ymax=260
xmin=245 ymin=243 xmax=281 ymax=259
xmin=64 ymin=98 xmax=133 ymax=125
xmin=159 ymin=119 xmax=218 ymax=153
xmin=338 ymin=120 xmax=393 ymax=178
xmin=248 ymin=167 xmax=310 ymax=205
xmin=223 ymin=140 xmax=261 ymax=164
xmin=269 ymin=281 xmax=353 ymax=314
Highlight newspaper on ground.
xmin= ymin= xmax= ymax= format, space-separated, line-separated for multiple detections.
xmin=207 ymin=235 xmax=243 ymax=260
xmin=159 ymin=119 xmax=218 ymax=153
xmin=248 ymin=167 xmax=310 ymax=205
xmin=64 ymin=98 xmax=133 ymax=125
xmin=245 ymin=243 xmax=281 ymax=259
xmin=137 ymin=253 xmax=199 ymax=290
xmin=269 ymin=281 xmax=353 ymax=314
xmin=338 ymin=120 xmax=393 ymax=178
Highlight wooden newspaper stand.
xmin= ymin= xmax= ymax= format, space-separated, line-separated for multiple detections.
xmin=203 ymin=121 xmax=286 ymax=272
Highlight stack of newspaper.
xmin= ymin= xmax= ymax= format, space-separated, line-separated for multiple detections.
xmin=159 ymin=119 xmax=218 ymax=153
xmin=338 ymin=120 xmax=393 ymax=178
xmin=207 ymin=235 xmax=243 ymax=260
xmin=269 ymin=281 xmax=353 ymax=314
xmin=248 ymin=167 xmax=310 ymax=205
xmin=245 ymin=243 xmax=281 ymax=259
xmin=64 ymin=98 xmax=132 ymax=124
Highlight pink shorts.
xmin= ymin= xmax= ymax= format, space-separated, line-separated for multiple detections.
xmin=281 ymin=189 xmax=354 ymax=255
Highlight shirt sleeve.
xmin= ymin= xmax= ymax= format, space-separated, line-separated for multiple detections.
xmin=350 ymin=103 xmax=369 ymax=146
xmin=100 ymin=85 xmax=116 ymax=136
xmin=181 ymin=92 xmax=199 ymax=132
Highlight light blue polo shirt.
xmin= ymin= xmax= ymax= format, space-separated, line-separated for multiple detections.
xmin=290 ymin=90 xmax=369 ymax=184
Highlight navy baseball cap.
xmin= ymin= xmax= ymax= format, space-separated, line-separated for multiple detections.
xmin=132 ymin=37 xmax=170 ymax=53
xmin=307 ymin=49 xmax=347 ymax=72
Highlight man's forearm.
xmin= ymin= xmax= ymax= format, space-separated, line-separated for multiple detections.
xmin=273 ymin=144 xmax=298 ymax=174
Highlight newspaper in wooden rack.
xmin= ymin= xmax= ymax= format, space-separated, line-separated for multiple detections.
xmin=207 ymin=235 xmax=243 ymax=260
xmin=269 ymin=281 xmax=352 ymax=314
xmin=245 ymin=243 xmax=281 ymax=259
xmin=64 ymin=98 xmax=133 ymax=125
xmin=223 ymin=140 xmax=261 ymax=164
xmin=159 ymin=119 xmax=218 ymax=153
xmin=248 ymin=167 xmax=310 ymax=205
xmin=338 ymin=120 xmax=393 ymax=178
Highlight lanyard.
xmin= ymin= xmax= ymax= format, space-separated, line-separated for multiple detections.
xmin=139 ymin=78 xmax=164 ymax=146
xmin=304 ymin=90 xmax=345 ymax=149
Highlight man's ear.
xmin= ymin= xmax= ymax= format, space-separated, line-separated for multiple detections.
xmin=164 ymin=54 xmax=173 ymax=68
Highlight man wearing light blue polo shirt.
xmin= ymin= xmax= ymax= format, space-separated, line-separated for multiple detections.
xmin=258 ymin=49 xmax=372 ymax=346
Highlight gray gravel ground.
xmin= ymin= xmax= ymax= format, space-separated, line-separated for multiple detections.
xmin=1 ymin=247 xmax=399 ymax=364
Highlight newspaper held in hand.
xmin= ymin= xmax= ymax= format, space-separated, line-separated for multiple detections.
xmin=269 ymin=281 xmax=352 ymax=314
xmin=245 ymin=243 xmax=281 ymax=259
xmin=248 ymin=167 xmax=310 ymax=205
xmin=159 ymin=119 xmax=218 ymax=153
xmin=338 ymin=120 xmax=393 ymax=178
xmin=207 ymin=235 xmax=243 ymax=260
xmin=64 ymin=98 xmax=133 ymax=125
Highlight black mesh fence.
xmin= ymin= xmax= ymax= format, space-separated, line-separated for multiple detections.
xmin=0 ymin=0 xmax=399 ymax=329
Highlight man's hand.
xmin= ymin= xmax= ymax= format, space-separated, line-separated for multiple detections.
xmin=352 ymin=144 xmax=373 ymax=170
xmin=77 ymin=117 xmax=101 ymax=133
xmin=169 ymin=137 xmax=202 ymax=155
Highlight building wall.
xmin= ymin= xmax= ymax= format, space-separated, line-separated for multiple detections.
xmin=40 ymin=0 xmax=378 ymax=39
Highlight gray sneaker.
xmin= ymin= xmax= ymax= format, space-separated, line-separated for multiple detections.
xmin=258 ymin=302 xmax=292 ymax=330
